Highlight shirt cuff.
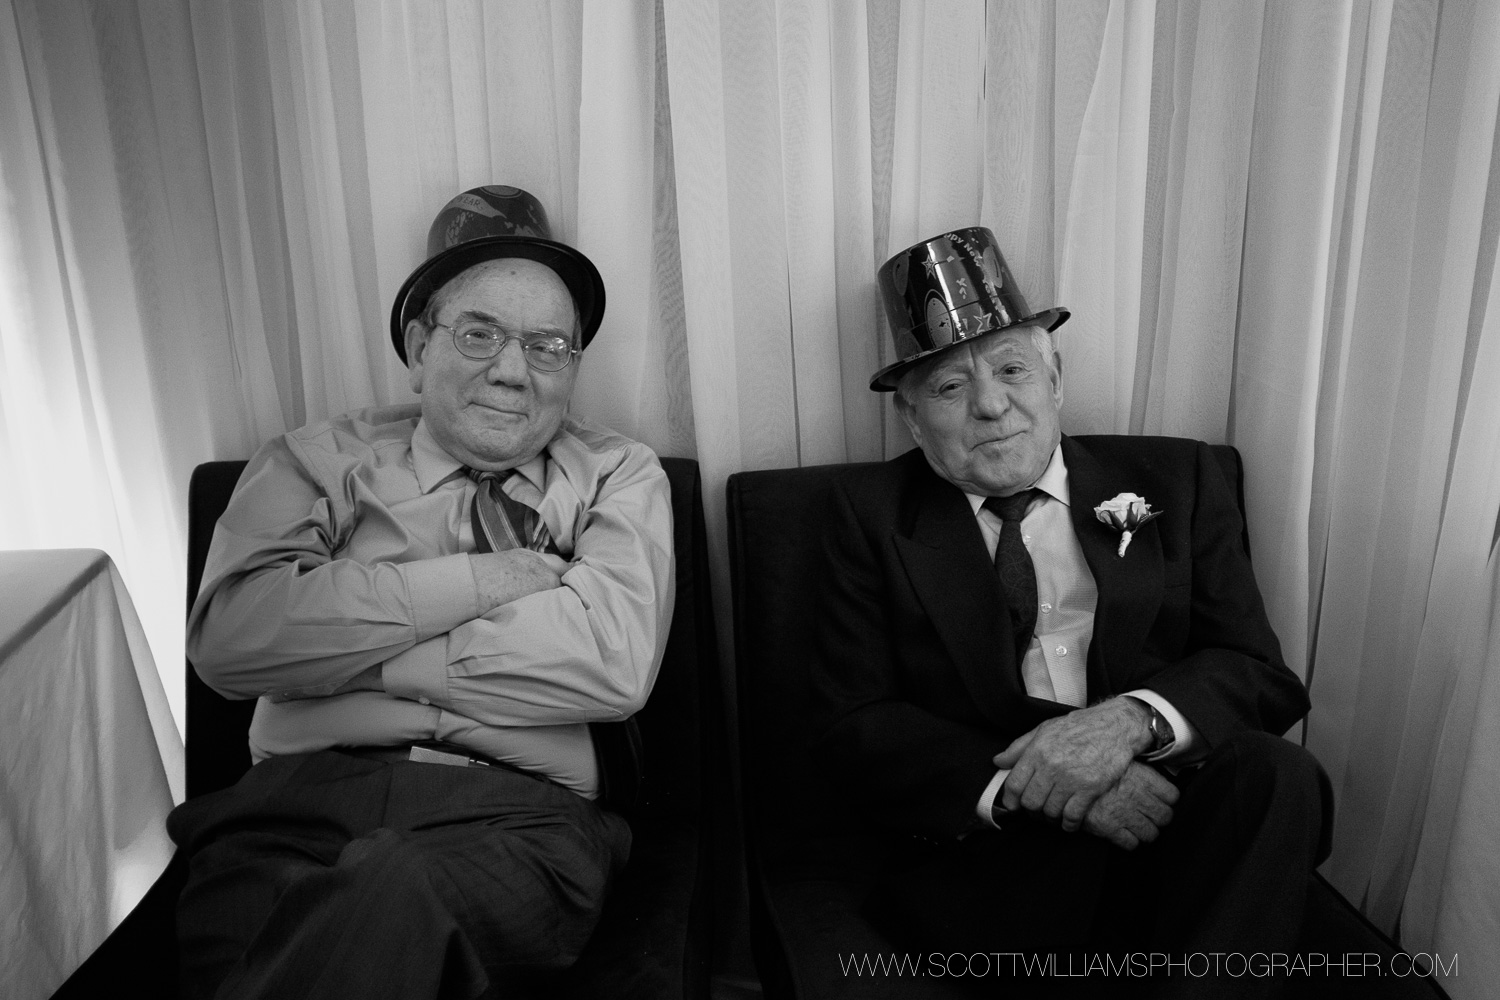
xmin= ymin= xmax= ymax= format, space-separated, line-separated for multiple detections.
xmin=399 ymin=554 xmax=481 ymax=642
xmin=383 ymin=634 xmax=449 ymax=707
xmin=1124 ymin=688 xmax=1198 ymax=762
xmin=976 ymin=768 xmax=1012 ymax=829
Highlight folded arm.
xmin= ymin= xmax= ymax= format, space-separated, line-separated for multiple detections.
xmin=189 ymin=436 xmax=486 ymax=697
xmin=190 ymin=433 xmax=675 ymax=725
xmin=382 ymin=450 xmax=675 ymax=726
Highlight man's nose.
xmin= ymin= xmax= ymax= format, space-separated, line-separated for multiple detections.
xmin=485 ymin=337 xmax=531 ymax=386
xmin=970 ymin=375 xmax=1010 ymax=418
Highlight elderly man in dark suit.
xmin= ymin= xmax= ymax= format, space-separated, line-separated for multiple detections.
xmin=813 ymin=228 xmax=1329 ymax=996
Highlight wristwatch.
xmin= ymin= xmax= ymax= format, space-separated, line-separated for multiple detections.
xmin=1128 ymin=696 xmax=1176 ymax=757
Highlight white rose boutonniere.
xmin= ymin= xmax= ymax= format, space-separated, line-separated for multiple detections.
xmin=1094 ymin=493 xmax=1164 ymax=557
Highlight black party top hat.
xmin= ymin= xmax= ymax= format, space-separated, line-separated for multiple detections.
xmin=871 ymin=226 xmax=1067 ymax=390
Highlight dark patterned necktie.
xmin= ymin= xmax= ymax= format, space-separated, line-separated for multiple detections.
xmin=984 ymin=489 xmax=1040 ymax=665
xmin=467 ymin=469 xmax=557 ymax=555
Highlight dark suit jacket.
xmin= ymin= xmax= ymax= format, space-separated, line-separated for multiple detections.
xmin=813 ymin=434 xmax=1310 ymax=839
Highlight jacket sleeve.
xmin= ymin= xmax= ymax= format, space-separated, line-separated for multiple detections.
xmin=1136 ymin=440 xmax=1310 ymax=745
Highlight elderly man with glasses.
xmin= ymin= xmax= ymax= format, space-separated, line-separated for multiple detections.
xmin=169 ymin=186 xmax=674 ymax=1000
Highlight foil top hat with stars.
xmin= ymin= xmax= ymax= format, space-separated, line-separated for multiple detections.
xmin=870 ymin=226 xmax=1069 ymax=391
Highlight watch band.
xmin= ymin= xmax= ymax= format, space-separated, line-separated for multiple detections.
xmin=1127 ymin=696 xmax=1176 ymax=757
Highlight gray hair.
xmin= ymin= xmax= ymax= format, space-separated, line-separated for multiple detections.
xmin=894 ymin=325 xmax=1058 ymax=406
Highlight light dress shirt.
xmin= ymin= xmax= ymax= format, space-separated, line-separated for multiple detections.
xmin=971 ymin=444 xmax=1197 ymax=827
xmin=188 ymin=403 xmax=676 ymax=799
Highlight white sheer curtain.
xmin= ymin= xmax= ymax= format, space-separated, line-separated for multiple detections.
xmin=1307 ymin=3 xmax=1500 ymax=981
xmin=2 ymin=0 xmax=192 ymax=761
xmin=3 ymin=0 xmax=1497 ymax=991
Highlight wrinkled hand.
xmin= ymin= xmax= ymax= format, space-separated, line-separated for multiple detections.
xmin=993 ymin=697 xmax=1153 ymax=831
xmin=1082 ymin=762 xmax=1179 ymax=850
xmin=471 ymin=549 xmax=569 ymax=611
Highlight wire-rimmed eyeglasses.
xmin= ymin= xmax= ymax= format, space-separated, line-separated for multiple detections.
xmin=435 ymin=322 xmax=579 ymax=372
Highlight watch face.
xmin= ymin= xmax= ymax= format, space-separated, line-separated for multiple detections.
xmin=1151 ymin=710 xmax=1174 ymax=749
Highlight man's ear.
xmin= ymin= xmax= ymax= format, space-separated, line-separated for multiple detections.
xmin=893 ymin=391 xmax=925 ymax=449
xmin=405 ymin=320 xmax=430 ymax=393
xmin=1051 ymin=350 xmax=1064 ymax=408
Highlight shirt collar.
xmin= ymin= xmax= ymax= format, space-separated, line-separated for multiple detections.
xmin=964 ymin=442 xmax=1070 ymax=515
xmin=410 ymin=418 xmax=549 ymax=495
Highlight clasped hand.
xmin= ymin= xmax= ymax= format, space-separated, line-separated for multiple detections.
xmin=994 ymin=697 xmax=1178 ymax=849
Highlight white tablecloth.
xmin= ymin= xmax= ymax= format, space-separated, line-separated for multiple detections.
xmin=0 ymin=549 xmax=183 ymax=1000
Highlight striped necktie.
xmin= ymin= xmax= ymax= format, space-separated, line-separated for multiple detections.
xmin=467 ymin=469 xmax=557 ymax=555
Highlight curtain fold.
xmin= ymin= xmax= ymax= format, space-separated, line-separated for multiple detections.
xmin=3 ymin=2 xmax=1497 ymax=992
xmin=1229 ymin=0 xmax=1354 ymax=687
xmin=1308 ymin=0 xmax=1484 ymax=930
xmin=574 ymin=0 xmax=659 ymax=440
xmin=3 ymin=0 xmax=190 ymax=750
xmin=1053 ymin=0 xmax=1151 ymax=436
xmin=1401 ymin=239 xmax=1500 ymax=984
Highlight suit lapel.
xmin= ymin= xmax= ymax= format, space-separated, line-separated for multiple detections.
xmin=892 ymin=461 xmax=1028 ymax=727
xmin=1062 ymin=437 xmax=1164 ymax=697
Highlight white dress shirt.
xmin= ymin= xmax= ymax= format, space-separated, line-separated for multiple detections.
xmin=971 ymin=444 xmax=1198 ymax=826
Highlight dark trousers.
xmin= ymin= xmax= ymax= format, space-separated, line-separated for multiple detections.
xmin=866 ymin=731 xmax=1333 ymax=999
xmin=167 ymin=750 xmax=632 ymax=1000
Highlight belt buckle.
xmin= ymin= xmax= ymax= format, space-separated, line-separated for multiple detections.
xmin=407 ymin=742 xmax=489 ymax=768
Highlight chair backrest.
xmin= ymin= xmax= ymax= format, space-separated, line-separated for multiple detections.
xmin=185 ymin=456 xmax=716 ymax=827
xmin=726 ymin=444 xmax=1247 ymax=878
xmin=185 ymin=462 xmax=256 ymax=799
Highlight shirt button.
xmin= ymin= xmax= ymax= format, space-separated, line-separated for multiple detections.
xmin=1055 ymin=645 xmax=1068 ymax=656
xmin=418 ymin=696 xmax=431 ymax=706
xmin=1040 ymin=603 xmax=1053 ymax=613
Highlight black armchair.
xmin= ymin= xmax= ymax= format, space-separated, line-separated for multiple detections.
xmin=726 ymin=448 xmax=1447 ymax=1000
xmin=54 ymin=456 xmax=717 ymax=1000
